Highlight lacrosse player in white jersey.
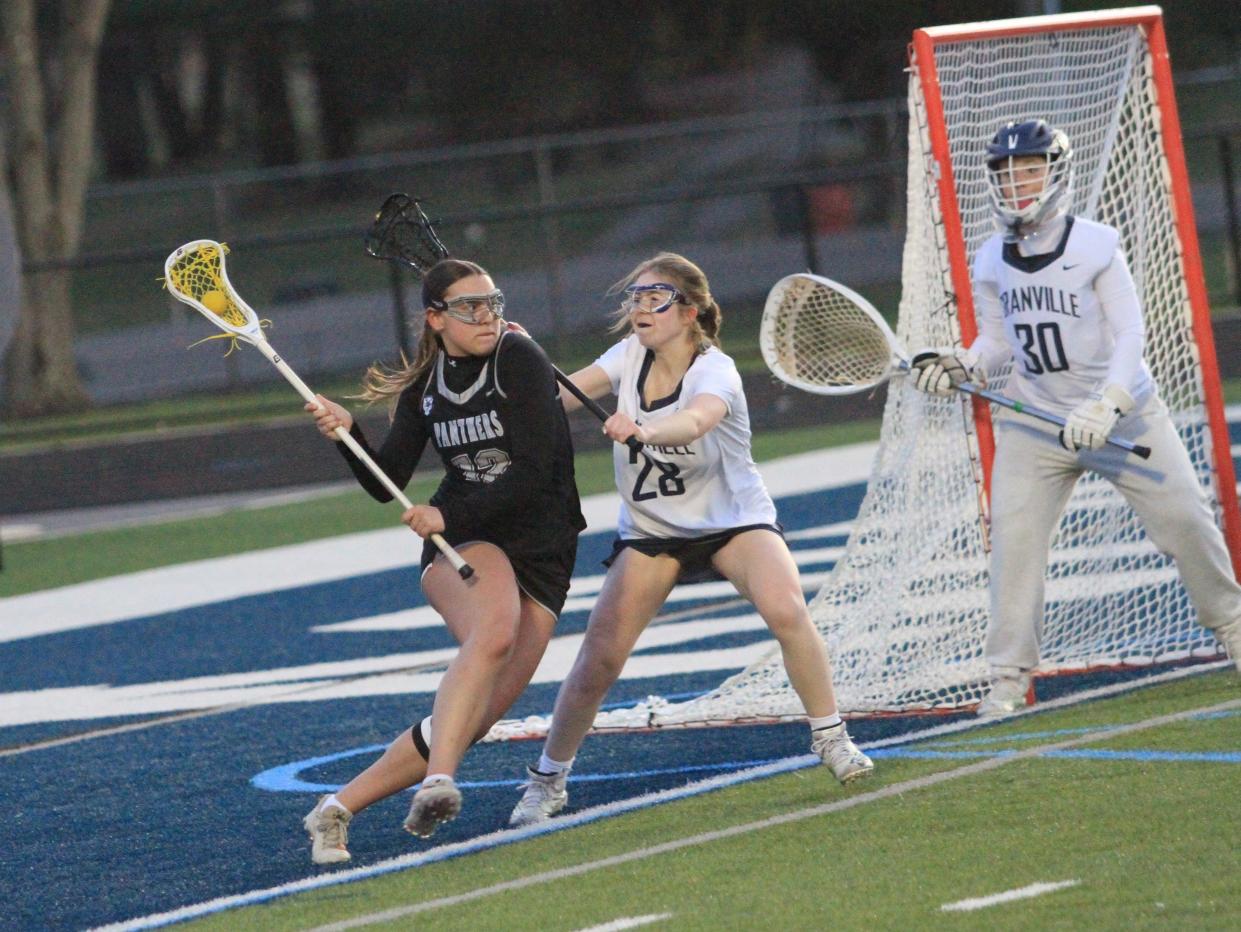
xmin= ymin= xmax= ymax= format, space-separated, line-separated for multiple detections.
xmin=911 ymin=119 xmax=1241 ymax=716
xmin=509 ymin=252 xmax=872 ymax=825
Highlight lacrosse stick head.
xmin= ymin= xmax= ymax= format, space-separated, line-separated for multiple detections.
xmin=760 ymin=273 xmax=904 ymax=395
xmin=365 ymin=193 xmax=450 ymax=274
xmin=163 ymin=240 xmax=264 ymax=346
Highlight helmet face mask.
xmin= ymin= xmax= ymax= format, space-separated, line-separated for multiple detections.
xmin=985 ymin=119 xmax=1073 ymax=239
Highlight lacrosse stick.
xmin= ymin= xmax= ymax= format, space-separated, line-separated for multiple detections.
xmin=163 ymin=239 xmax=476 ymax=580
xmin=760 ymin=273 xmax=1151 ymax=459
xmin=364 ymin=193 xmax=643 ymax=455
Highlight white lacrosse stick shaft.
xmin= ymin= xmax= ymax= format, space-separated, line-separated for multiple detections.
xmin=164 ymin=240 xmax=475 ymax=579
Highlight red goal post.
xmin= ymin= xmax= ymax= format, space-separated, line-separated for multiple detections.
xmin=910 ymin=5 xmax=1241 ymax=577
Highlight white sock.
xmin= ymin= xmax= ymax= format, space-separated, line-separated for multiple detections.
xmin=536 ymin=752 xmax=574 ymax=775
xmin=809 ymin=714 xmax=843 ymax=732
xmin=320 ymin=794 xmax=350 ymax=815
xmin=422 ymin=772 xmax=454 ymax=787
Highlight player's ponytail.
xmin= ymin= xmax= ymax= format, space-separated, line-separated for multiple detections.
xmin=694 ymin=299 xmax=722 ymax=350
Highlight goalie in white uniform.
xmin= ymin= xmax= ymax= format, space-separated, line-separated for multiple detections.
xmin=912 ymin=119 xmax=1241 ymax=715
xmin=510 ymin=252 xmax=873 ymax=825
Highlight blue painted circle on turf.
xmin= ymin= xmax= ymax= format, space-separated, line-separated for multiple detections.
xmin=251 ymin=745 xmax=787 ymax=793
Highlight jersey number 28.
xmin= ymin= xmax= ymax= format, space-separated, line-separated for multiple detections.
xmin=630 ymin=446 xmax=685 ymax=501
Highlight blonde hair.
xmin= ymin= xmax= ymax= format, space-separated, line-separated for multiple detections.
xmin=356 ymin=258 xmax=488 ymax=408
xmin=607 ymin=252 xmax=722 ymax=352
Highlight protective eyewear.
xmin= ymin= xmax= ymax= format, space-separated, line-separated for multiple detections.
xmin=623 ymin=283 xmax=685 ymax=314
xmin=437 ymin=289 xmax=506 ymax=325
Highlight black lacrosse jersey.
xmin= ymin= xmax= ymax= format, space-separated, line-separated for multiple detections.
xmin=339 ymin=331 xmax=585 ymax=557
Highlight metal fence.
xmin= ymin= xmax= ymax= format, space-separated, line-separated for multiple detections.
xmin=20 ymin=98 xmax=1241 ymax=405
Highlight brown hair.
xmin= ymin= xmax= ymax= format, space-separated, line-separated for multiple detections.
xmin=357 ymin=258 xmax=490 ymax=407
xmin=607 ymin=252 xmax=721 ymax=352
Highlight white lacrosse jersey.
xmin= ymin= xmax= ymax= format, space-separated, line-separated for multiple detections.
xmin=594 ymin=335 xmax=777 ymax=539
xmin=972 ymin=215 xmax=1154 ymax=413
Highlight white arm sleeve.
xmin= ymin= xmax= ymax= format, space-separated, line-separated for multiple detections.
xmin=968 ymin=278 xmax=1012 ymax=376
xmin=1094 ymin=248 xmax=1146 ymax=391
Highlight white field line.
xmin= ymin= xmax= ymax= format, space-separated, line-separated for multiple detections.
xmin=940 ymin=879 xmax=1081 ymax=912
xmin=0 ymin=445 xmax=878 ymax=644
xmin=574 ymin=915 xmax=673 ymax=932
xmin=90 ymin=687 xmax=1241 ymax=932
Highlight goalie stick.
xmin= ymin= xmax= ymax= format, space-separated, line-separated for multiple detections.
xmin=760 ymin=272 xmax=1151 ymax=459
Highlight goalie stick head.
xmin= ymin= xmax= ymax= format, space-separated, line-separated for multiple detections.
xmin=760 ymin=273 xmax=902 ymax=396
xmin=985 ymin=119 xmax=1073 ymax=240
xmin=365 ymin=193 xmax=450 ymax=276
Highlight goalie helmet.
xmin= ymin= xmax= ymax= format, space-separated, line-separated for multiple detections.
xmin=985 ymin=119 xmax=1073 ymax=240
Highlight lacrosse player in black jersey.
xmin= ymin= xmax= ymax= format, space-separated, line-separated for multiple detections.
xmin=300 ymin=258 xmax=586 ymax=863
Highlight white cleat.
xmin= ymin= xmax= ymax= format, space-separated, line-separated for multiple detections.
xmin=976 ymin=673 xmax=1033 ymax=717
xmin=403 ymin=778 xmax=462 ymax=838
xmin=303 ymin=796 xmax=352 ymax=865
xmin=1215 ymin=621 xmax=1241 ymax=673
xmin=811 ymin=723 xmax=874 ymax=784
xmin=509 ymin=767 xmax=569 ymax=826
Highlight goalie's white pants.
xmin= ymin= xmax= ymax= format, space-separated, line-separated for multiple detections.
xmin=986 ymin=396 xmax=1241 ymax=674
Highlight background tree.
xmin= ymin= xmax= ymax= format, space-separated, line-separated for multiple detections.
xmin=1 ymin=0 xmax=112 ymax=416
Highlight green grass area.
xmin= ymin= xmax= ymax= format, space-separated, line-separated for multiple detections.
xmin=185 ymin=671 xmax=1241 ymax=930
xmin=0 ymin=420 xmax=881 ymax=597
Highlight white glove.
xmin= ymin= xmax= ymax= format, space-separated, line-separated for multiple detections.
xmin=909 ymin=348 xmax=979 ymax=396
xmin=1059 ymin=384 xmax=1135 ymax=452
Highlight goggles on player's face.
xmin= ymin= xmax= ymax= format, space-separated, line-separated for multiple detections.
xmin=623 ymin=283 xmax=685 ymax=315
xmin=438 ymin=289 xmax=506 ymax=325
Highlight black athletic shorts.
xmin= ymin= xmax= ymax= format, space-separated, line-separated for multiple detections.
xmin=420 ymin=535 xmax=578 ymax=619
xmin=603 ymin=523 xmax=783 ymax=585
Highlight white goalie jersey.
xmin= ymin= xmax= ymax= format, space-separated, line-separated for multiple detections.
xmin=595 ymin=335 xmax=777 ymax=539
xmin=972 ymin=215 xmax=1155 ymax=414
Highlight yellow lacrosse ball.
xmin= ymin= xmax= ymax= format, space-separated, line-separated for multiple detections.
xmin=201 ymin=290 xmax=229 ymax=314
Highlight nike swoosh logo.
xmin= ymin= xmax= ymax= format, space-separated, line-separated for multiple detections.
xmin=1062 ymin=263 xmax=1079 ymax=270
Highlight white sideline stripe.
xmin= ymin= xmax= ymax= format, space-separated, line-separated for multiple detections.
xmin=90 ymin=683 xmax=1240 ymax=932
xmin=940 ymin=879 xmax=1081 ymax=912
xmin=0 ymin=445 xmax=877 ymax=644
xmin=574 ymin=915 xmax=672 ymax=932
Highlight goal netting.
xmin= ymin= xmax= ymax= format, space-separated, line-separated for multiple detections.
xmin=486 ymin=9 xmax=1238 ymax=739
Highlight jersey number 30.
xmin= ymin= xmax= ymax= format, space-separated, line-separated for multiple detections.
xmin=1014 ymin=321 xmax=1069 ymax=374
xmin=630 ymin=446 xmax=686 ymax=501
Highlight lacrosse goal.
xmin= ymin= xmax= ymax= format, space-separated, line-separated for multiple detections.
xmin=487 ymin=7 xmax=1239 ymax=739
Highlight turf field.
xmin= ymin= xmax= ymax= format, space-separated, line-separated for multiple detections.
xmin=2 ymin=420 xmax=1238 ymax=931
xmin=182 ymin=671 xmax=1241 ymax=931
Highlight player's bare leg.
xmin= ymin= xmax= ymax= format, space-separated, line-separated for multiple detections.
xmin=329 ymin=581 xmax=556 ymax=812
xmin=713 ymin=529 xmax=872 ymax=783
xmin=511 ymin=550 xmax=678 ymax=826
xmin=544 ymin=549 xmax=680 ymax=761
xmin=306 ymin=543 xmax=559 ymax=854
